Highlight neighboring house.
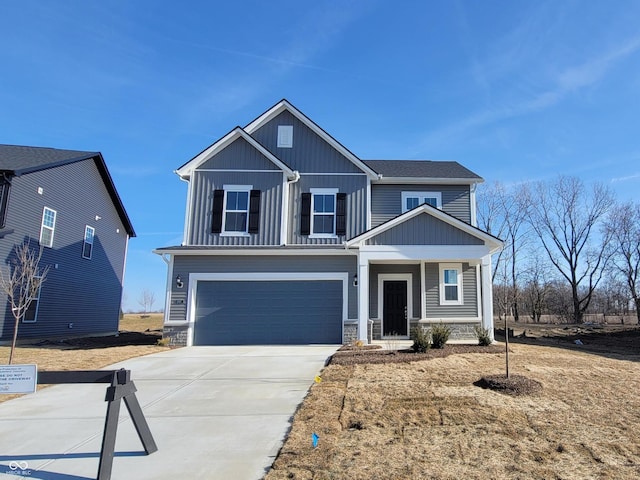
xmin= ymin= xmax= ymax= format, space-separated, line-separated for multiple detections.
xmin=155 ymin=100 xmax=502 ymax=346
xmin=0 ymin=145 xmax=135 ymax=340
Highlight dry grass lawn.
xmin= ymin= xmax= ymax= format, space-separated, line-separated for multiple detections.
xmin=1 ymin=313 xmax=168 ymax=403
xmin=267 ymin=337 xmax=640 ymax=479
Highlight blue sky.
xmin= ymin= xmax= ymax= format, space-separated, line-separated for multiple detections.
xmin=2 ymin=1 xmax=639 ymax=311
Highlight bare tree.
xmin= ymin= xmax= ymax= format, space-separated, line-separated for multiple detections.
xmin=604 ymin=201 xmax=640 ymax=323
xmin=521 ymin=254 xmax=552 ymax=322
xmin=478 ymin=182 xmax=530 ymax=321
xmin=0 ymin=241 xmax=50 ymax=364
xmin=528 ymin=176 xmax=614 ymax=323
xmin=138 ymin=289 xmax=156 ymax=313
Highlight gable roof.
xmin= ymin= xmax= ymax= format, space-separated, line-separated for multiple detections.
xmin=346 ymin=203 xmax=502 ymax=252
xmin=244 ymin=99 xmax=379 ymax=179
xmin=175 ymin=127 xmax=296 ymax=180
xmin=364 ymin=160 xmax=483 ymax=184
xmin=0 ymin=144 xmax=136 ymax=237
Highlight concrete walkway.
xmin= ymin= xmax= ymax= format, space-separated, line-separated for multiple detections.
xmin=0 ymin=345 xmax=339 ymax=479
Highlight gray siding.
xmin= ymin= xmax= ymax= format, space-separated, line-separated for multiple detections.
xmin=288 ymin=174 xmax=368 ymax=244
xmin=371 ymin=184 xmax=472 ymax=226
xmin=250 ymin=110 xmax=364 ymax=174
xmin=199 ymin=137 xmax=281 ymax=171
xmin=169 ymin=254 xmax=358 ymax=322
xmin=369 ymin=264 xmax=422 ymax=319
xmin=366 ymin=214 xmax=484 ymax=246
xmin=0 ymin=159 xmax=128 ymax=339
xmin=424 ymin=263 xmax=478 ymax=318
xmin=188 ymin=170 xmax=283 ymax=245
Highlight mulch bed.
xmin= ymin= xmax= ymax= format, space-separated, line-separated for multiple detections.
xmin=474 ymin=374 xmax=543 ymax=396
xmin=28 ymin=330 xmax=162 ymax=349
xmin=330 ymin=344 xmax=504 ymax=365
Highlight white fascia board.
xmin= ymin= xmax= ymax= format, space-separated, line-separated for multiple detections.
xmin=359 ymin=245 xmax=494 ymax=262
xmin=245 ymin=100 xmax=379 ymax=180
xmin=175 ymin=127 xmax=295 ymax=179
xmin=152 ymin=247 xmax=357 ymax=256
xmin=346 ymin=204 xmax=503 ymax=252
xmin=373 ymin=177 xmax=484 ymax=185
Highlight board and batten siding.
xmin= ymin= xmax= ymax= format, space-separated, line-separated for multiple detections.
xmin=169 ymin=254 xmax=358 ymax=323
xmin=370 ymin=184 xmax=472 ymax=226
xmin=198 ymin=136 xmax=282 ymax=171
xmin=288 ymin=174 xmax=368 ymax=244
xmin=188 ymin=170 xmax=283 ymax=245
xmin=249 ymin=110 xmax=364 ymax=174
xmin=424 ymin=263 xmax=478 ymax=318
xmin=366 ymin=214 xmax=484 ymax=246
xmin=0 ymin=159 xmax=129 ymax=339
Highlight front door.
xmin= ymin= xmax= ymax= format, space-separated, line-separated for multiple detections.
xmin=383 ymin=280 xmax=408 ymax=336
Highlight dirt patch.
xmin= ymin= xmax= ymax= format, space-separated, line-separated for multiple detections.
xmin=266 ymin=327 xmax=640 ymax=480
xmin=29 ymin=330 xmax=162 ymax=349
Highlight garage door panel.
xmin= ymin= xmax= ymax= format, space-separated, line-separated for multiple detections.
xmin=194 ymin=280 xmax=342 ymax=345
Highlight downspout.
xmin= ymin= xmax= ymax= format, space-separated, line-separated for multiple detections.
xmin=281 ymin=171 xmax=300 ymax=246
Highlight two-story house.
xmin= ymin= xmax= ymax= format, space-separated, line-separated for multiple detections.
xmin=155 ymin=100 xmax=502 ymax=346
xmin=0 ymin=145 xmax=135 ymax=340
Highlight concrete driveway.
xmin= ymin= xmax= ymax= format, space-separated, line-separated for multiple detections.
xmin=0 ymin=345 xmax=339 ymax=479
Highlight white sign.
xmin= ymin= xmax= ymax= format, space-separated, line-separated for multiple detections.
xmin=0 ymin=364 xmax=37 ymax=394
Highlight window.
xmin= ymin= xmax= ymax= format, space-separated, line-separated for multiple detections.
xmin=211 ymin=186 xmax=261 ymax=235
xmin=277 ymin=125 xmax=293 ymax=148
xmin=0 ymin=174 xmax=10 ymax=228
xmin=401 ymin=191 xmax=442 ymax=213
xmin=439 ymin=263 xmax=463 ymax=305
xmin=224 ymin=190 xmax=250 ymax=233
xmin=83 ymin=226 xmax=95 ymax=259
xmin=39 ymin=207 xmax=56 ymax=247
xmin=23 ymin=276 xmax=42 ymax=323
xmin=312 ymin=192 xmax=336 ymax=235
xmin=300 ymin=190 xmax=346 ymax=237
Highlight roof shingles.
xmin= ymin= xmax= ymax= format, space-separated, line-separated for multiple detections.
xmin=364 ymin=159 xmax=482 ymax=180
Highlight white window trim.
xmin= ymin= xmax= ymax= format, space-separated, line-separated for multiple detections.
xmin=439 ymin=263 xmax=463 ymax=306
xmin=401 ymin=191 xmax=442 ymax=212
xmin=309 ymin=188 xmax=338 ymax=239
xmin=39 ymin=207 xmax=57 ymax=248
xmin=277 ymin=125 xmax=293 ymax=148
xmin=82 ymin=225 xmax=95 ymax=260
xmin=221 ymin=184 xmax=252 ymax=237
xmin=22 ymin=275 xmax=42 ymax=323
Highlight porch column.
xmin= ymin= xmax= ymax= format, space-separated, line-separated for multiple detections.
xmin=357 ymin=257 xmax=370 ymax=343
xmin=481 ymin=254 xmax=495 ymax=342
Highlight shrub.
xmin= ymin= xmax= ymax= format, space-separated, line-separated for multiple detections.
xmin=474 ymin=325 xmax=492 ymax=346
xmin=410 ymin=326 xmax=430 ymax=353
xmin=430 ymin=323 xmax=451 ymax=349
xmin=157 ymin=337 xmax=171 ymax=347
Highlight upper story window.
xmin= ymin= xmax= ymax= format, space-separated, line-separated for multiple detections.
xmin=277 ymin=125 xmax=293 ymax=148
xmin=0 ymin=175 xmax=10 ymax=228
xmin=83 ymin=226 xmax=95 ymax=259
xmin=211 ymin=186 xmax=261 ymax=236
xmin=401 ymin=191 xmax=442 ymax=213
xmin=39 ymin=207 xmax=56 ymax=248
xmin=311 ymin=189 xmax=337 ymax=237
xmin=439 ymin=263 xmax=463 ymax=305
xmin=300 ymin=189 xmax=347 ymax=238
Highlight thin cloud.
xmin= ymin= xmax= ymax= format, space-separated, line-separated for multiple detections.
xmin=419 ymin=31 xmax=640 ymax=151
xmin=611 ymin=173 xmax=640 ymax=183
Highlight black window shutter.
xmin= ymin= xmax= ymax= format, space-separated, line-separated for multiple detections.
xmin=248 ymin=189 xmax=261 ymax=234
xmin=211 ymin=189 xmax=224 ymax=233
xmin=336 ymin=193 xmax=347 ymax=236
xmin=300 ymin=193 xmax=311 ymax=235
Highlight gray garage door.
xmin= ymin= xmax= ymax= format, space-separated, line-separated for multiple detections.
xmin=193 ymin=280 xmax=343 ymax=345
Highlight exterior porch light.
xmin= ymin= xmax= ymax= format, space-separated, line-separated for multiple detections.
xmin=176 ymin=275 xmax=183 ymax=289
xmin=353 ymin=273 xmax=358 ymax=287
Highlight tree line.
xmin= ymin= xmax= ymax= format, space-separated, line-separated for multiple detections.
xmin=477 ymin=176 xmax=640 ymax=324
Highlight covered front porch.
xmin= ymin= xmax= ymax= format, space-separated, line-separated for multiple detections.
xmin=345 ymin=204 xmax=503 ymax=345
